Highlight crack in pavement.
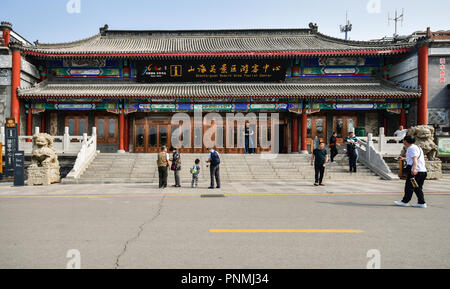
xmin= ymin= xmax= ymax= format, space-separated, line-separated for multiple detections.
xmin=114 ymin=195 xmax=166 ymax=269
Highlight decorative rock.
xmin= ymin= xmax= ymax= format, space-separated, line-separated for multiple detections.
xmin=407 ymin=125 xmax=439 ymax=160
xmin=425 ymin=159 xmax=442 ymax=180
xmin=27 ymin=133 xmax=60 ymax=185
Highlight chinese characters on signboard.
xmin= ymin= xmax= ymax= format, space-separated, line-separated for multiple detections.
xmin=440 ymin=58 xmax=446 ymax=83
xmin=5 ymin=119 xmax=18 ymax=178
xmin=137 ymin=60 xmax=288 ymax=82
xmin=13 ymin=151 xmax=24 ymax=186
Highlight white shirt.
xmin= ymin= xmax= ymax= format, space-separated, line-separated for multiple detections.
xmin=394 ymin=129 xmax=407 ymax=138
xmin=406 ymin=144 xmax=426 ymax=172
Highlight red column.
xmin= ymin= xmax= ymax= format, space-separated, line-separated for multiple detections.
xmin=118 ymin=109 xmax=124 ymax=152
xmin=11 ymin=49 xmax=21 ymax=133
xmin=40 ymin=67 xmax=47 ymax=81
xmin=124 ymin=114 xmax=129 ymax=152
xmin=417 ymin=45 xmax=429 ymax=125
xmin=1 ymin=22 xmax=12 ymax=47
xmin=291 ymin=114 xmax=299 ymax=153
xmin=301 ymin=109 xmax=307 ymax=152
xmin=2 ymin=29 xmax=10 ymax=47
xmin=26 ymin=109 xmax=32 ymax=143
xmin=26 ymin=109 xmax=32 ymax=136
xmin=41 ymin=112 xmax=46 ymax=133
xmin=400 ymin=109 xmax=407 ymax=128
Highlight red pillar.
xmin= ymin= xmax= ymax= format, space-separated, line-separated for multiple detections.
xmin=1 ymin=21 xmax=12 ymax=47
xmin=118 ymin=109 xmax=125 ymax=152
xmin=124 ymin=114 xmax=129 ymax=152
xmin=400 ymin=109 xmax=407 ymax=128
xmin=41 ymin=112 xmax=46 ymax=133
xmin=26 ymin=109 xmax=32 ymax=136
xmin=417 ymin=45 xmax=429 ymax=125
xmin=40 ymin=66 xmax=47 ymax=81
xmin=301 ymin=109 xmax=307 ymax=152
xmin=291 ymin=114 xmax=299 ymax=153
xmin=25 ymin=109 xmax=32 ymax=143
xmin=11 ymin=49 xmax=21 ymax=133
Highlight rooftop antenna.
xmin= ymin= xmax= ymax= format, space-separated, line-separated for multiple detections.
xmin=340 ymin=10 xmax=352 ymax=40
xmin=388 ymin=9 xmax=404 ymax=37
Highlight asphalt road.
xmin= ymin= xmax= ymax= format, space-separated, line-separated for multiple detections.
xmin=0 ymin=192 xmax=449 ymax=269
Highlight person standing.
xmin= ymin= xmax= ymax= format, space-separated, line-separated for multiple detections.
xmin=311 ymin=142 xmax=329 ymax=186
xmin=344 ymin=132 xmax=358 ymax=173
xmin=244 ymin=121 xmax=255 ymax=154
xmin=170 ymin=146 xmax=181 ymax=187
xmin=206 ymin=147 xmax=221 ymax=189
xmin=190 ymin=158 xmax=201 ymax=188
xmin=395 ymin=135 xmax=428 ymax=208
xmin=157 ymin=146 xmax=170 ymax=189
xmin=329 ymin=132 xmax=338 ymax=163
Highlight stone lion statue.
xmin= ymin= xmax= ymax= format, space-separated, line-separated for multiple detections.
xmin=30 ymin=133 xmax=59 ymax=168
xmin=401 ymin=125 xmax=439 ymax=160
xmin=28 ymin=133 xmax=60 ymax=185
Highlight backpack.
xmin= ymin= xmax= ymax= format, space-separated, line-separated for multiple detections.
xmin=210 ymin=151 xmax=220 ymax=166
xmin=190 ymin=165 xmax=199 ymax=175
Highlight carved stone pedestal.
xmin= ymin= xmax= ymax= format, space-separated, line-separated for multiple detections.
xmin=425 ymin=159 xmax=442 ymax=180
xmin=27 ymin=166 xmax=60 ymax=186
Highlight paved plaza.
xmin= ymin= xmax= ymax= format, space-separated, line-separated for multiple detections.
xmin=0 ymin=177 xmax=449 ymax=269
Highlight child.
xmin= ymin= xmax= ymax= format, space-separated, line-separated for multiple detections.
xmin=190 ymin=159 xmax=201 ymax=188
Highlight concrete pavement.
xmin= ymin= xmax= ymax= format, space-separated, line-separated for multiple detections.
xmin=0 ymin=178 xmax=449 ymax=269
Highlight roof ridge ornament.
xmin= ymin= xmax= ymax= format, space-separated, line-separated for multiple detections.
xmin=0 ymin=21 xmax=13 ymax=31
xmin=100 ymin=24 xmax=109 ymax=36
xmin=308 ymin=23 xmax=318 ymax=33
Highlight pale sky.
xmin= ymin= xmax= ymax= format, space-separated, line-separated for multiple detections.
xmin=1 ymin=0 xmax=449 ymax=43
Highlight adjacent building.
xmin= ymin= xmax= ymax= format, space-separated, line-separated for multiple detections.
xmin=1 ymin=22 xmax=433 ymax=154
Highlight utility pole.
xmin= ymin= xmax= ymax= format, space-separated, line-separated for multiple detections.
xmin=388 ymin=9 xmax=404 ymax=37
xmin=340 ymin=11 xmax=352 ymax=40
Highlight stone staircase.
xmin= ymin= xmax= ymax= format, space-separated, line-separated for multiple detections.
xmin=62 ymin=153 xmax=380 ymax=184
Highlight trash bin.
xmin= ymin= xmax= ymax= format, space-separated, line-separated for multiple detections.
xmin=355 ymin=127 xmax=365 ymax=137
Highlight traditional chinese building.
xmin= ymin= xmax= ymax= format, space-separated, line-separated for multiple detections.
xmin=389 ymin=28 xmax=450 ymax=136
xmin=2 ymin=23 xmax=430 ymax=153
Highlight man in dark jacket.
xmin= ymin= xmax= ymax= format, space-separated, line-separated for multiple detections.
xmin=311 ymin=142 xmax=329 ymax=186
xmin=206 ymin=147 xmax=220 ymax=189
xmin=344 ymin=132 xmax=358 ymax=173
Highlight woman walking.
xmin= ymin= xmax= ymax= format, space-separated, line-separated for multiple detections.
xmin=329 ymin=132 xmax=338 ymax=163
xmin=170 ymin=146 xmax=181 ymax=187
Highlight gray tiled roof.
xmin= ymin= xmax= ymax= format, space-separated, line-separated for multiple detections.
xmin=18 ymin=78 xmax=421 ymax=99
xmin=17 ymin=27 xmax=414 ymax=57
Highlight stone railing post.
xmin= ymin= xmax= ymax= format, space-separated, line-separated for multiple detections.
xmin=0 ymin=126 xmax=5 ymax=144
xmin=63 ymin=126 xmax=70 ymax=153
xmin=378 ymin=127 xmax=385 ymax=153
xmin=92 ymin=126 xmax=97 ymax=150
xmin=34 ymin=127 xmax=40 ymax=135
xmin=367 ymin=133 xmax=373 ymax=160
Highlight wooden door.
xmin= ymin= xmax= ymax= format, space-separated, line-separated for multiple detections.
xmin=95 ymin=114 xmax=118 ymax=144
xmin=65 ymin=114 xmax=88 ymax=142
xmin=133 ymin=115 xmax=146 ymax=153
xmin=307 ymin=114 xmax=327 ymax=152
xmin=203 ymin=118 xmax=225 ymax=153
xmin=332 ymin=115 xmax=357 ymax=144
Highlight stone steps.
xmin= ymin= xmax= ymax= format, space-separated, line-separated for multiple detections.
xmin=62 ymin=153 xmax=380 ymax=184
